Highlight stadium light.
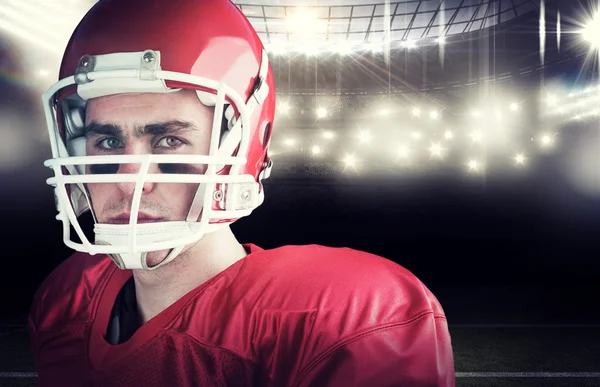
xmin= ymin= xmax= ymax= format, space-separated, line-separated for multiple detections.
xmin=429 ymin=142 xmax=443 ymax=158
xmin=322 ymin=131 xmax=335 ymax=139
xmin=581 ymin=13 xmax=600 ymax=48
xmin=514 ymin=153 xmax=526 ymax=166
xmin=343 ymin=154 xmax=358 ymax=168
xmin=278 ymin=102 xmax=290 ymax=114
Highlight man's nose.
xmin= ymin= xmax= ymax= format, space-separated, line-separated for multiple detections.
xmin=114 ymin=148 xmax=160 ymax=195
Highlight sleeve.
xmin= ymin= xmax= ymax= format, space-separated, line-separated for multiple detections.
xmin=292 ymin=313 xmax=455 ymax=387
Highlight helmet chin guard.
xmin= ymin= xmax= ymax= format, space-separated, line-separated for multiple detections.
xmin=44 ymin=49 xmax=272 ymax=270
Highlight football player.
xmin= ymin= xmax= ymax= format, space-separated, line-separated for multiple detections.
xmin=28 ymin=0 xmax=455 ymax=385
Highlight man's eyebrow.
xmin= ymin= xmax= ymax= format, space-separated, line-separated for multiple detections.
xmin=137 ymin=121 xmax=197 ymax=137
xmin=82 ymin=120 xmax=198 ymax=139
xmin=82 ymin=122 xmax=123 ymax=139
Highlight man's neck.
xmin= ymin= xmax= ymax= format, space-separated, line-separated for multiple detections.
xmin=131 ymin=227 xmax=248 ymax=323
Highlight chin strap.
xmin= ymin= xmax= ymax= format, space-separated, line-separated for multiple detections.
xmin=94 ymin=222 xmax=208 ymax=270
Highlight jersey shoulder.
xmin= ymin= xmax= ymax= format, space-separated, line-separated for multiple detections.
xmin=239 ymin=244 xmax=446 ymax=330
xmin=29 ymin=252 xmax=115 ymax=332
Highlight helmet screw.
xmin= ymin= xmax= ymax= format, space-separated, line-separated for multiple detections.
xmin=241 ymin=190 xmax=251 ymax=201
xmin=79 ymin=56 xmax=90 ymax=67
xmin=213 ymin=190 xmax=223 ymax=201
xmin=143 ymin=52 xmax=156 ymax=63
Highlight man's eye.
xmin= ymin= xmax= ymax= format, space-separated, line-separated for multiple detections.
xmin=97 ymin=137 xmax=122 ymax=150
xmin=156 ymin=137 xmax=182 ymax=148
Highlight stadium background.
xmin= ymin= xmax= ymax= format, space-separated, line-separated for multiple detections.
xmin=0 ymin=0 xmax=599 ymax=385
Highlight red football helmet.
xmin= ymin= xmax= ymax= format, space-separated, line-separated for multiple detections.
xmin=42 ymin=0 xmax=276 ymax=270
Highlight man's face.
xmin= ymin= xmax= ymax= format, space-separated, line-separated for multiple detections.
xmin=83 ymin=90 xmax=213 ymax=225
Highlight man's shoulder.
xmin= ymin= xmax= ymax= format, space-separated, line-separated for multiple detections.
xmin=242 ymin=244 xmax=445 ymax=324
xmin=29 ymin=251 xmax=115 ymax=332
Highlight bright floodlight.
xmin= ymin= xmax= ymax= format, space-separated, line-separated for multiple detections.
xmin=312 ymin=145 xmax=321 ymax=155
xmin=357 ymin=130 xmax=372 ymax=144
xmin=402 ymin=40 xmax=417 ymax=49
xmin=336 ymin=40 xmax=354 ymax=55
xmin=470 ymin=129 xmax=483 ymax=143
xmin=514 ymin=153 xmax=526 ymax=165
xmin=411 ymin=107 xmax=421 ymax=117
xmin=467 ymin=159 xmax=482 ymax=173
xmin=286 ymin=8 xmax=323 ymax=35
xmin=428 ymin=142 xmax=443 ymax=158
xmin=429 ymin=110 xmax=439 ymax=120
xmin=322 ymin=131 xmax=335 ymax=139
xmin=437 ymin=36 xmax=446 ymax=45
xmin=444 ymin=130 xmax=454 ymax=140
xmin=283 ymin=138 xmax=296 ymax=147
xmin=368 ymin=41 xmax=383 ymax=53
xmin=540 ymin=133 xmax=555 ymax=147
xmin=397 ymin=144 xmax=410 ymax=159
xmin=581 ymin=13 xmax=600 ymax=48
xmin=410 ymin=131 xmax=422 ymax=140
xmin=278 ymin=102 xmax=290 ymax=114
xmin=343 ymin=154 xmax=357 ymax=168
xmin=317 ymin=107 xmax=328 ymax=118
xmin=509 ymin=102 xmax=520 ymax=112
xmin=267 ymin=42 xmax=288 ymax=55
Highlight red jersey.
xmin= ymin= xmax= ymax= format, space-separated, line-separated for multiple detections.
xmin=29 ymin=243 xmax=455 ymax=386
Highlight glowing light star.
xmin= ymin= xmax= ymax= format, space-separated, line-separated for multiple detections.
xmin=322 ymin=131 xmax=335 ymax=139
xmin=410 ymin=131 xmax=422 ymax=140
xmin=283 ymin=138 xmax=296 ymax=147
xmin=286 ymin=8 xmax=325 ymax=35
xmin=582 ymin=14 xmax=600 ymax=48
xmin=411 ymin=107 xmax=421 ymax=117
xmin=368 ymin=41 xmax=382 ymax=53
xmin=470 ymin=130 xmax=483 ymax=143
xmin=428 ymin=142 xmax=443 ymax=158
xmin=397 ymin=144 xmax=410 ymax=159
xmin=336 ymin=41 xmax=354 ymax=55
xmin=514 ymin=153 xmax=526 ymax=165
xmin=467 ymin=159 xmax=481 ymax=173
xmin=278 ymin=102 xmax=290 ymax=114
xmin=444 ymin=130 xmax=454 ymax=140
xmin=342 ymin=154 xmax=358 ymax=170
xmin=311 ymin=146 xmax=321 ymax=155
xmin=429 ymin=110 xmax=439 ymax=120
xmin=402 ymin=40 xmax=417 ymax=49
xmin=316 ymin=107 xmax=327 ymax=118
xmin=540 ymin=133 xmax=555 ymax=147
xmin=357 ymin=130 xmax=372 ymax=144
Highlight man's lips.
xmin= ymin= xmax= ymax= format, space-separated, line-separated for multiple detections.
xmin=107 ymin=212 xmax=164 ymax=224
